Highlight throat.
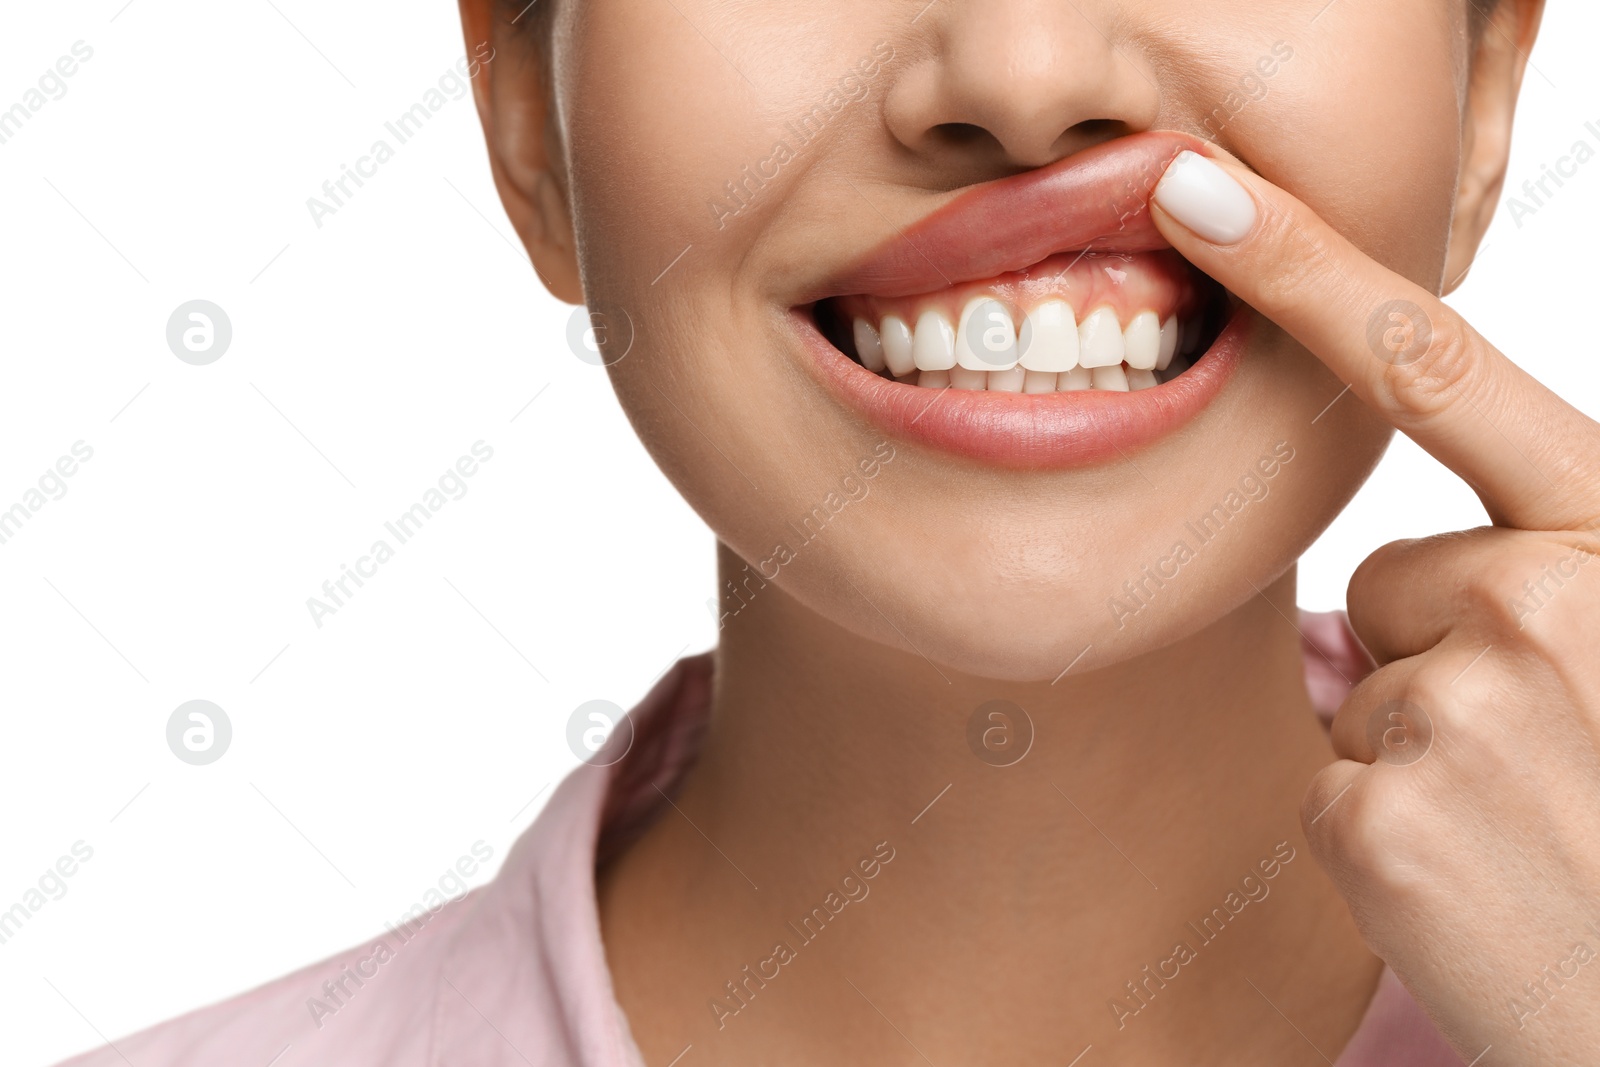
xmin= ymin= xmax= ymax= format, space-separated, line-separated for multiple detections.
xmin=597 ymin=561 xmax=1381 ymax=1067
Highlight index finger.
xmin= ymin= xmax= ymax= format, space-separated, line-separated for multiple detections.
xmin=1149 ymin=147 xmax=1600 ymax=533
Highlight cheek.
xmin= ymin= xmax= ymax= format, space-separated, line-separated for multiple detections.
xmin=561 ymin=2 xmax=895 ymax=297
xmin=561 ymin=2 xmax=751 ymax=293
xmin=1221 ymin=7 xmax=1464 ymax=289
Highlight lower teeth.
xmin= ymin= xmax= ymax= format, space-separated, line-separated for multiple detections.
xmin=885 ymin=358 xmax=1194 ymax=392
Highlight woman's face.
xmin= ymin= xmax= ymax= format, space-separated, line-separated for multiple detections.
xmin=534 ymin=0 xmax=1482 ymax=680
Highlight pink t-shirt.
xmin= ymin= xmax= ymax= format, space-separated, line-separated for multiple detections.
xmin=53 ymin=612 xmax=1465 ymax=1067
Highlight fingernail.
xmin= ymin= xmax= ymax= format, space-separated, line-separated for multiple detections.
xmin=1153 ymin=150 xmax=1258 ymax=245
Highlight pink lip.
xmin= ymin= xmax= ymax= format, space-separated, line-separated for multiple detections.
xmin=792 ymin=130 xmax=1244 ymax=469
xmin=804 ymin=130 xmax=1211 ymax=302
xmin=795 ymin=305 xmax=1247 ymax=469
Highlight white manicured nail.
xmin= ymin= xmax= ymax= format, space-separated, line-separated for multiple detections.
xmin=1153 ymin=151 xmax=1257 ymax=245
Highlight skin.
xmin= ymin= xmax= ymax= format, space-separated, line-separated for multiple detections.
xmin=457 ymin=0 xmax=1597 ymax=1063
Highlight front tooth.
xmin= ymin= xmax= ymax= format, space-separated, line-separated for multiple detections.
xmin=912 ymin=310 xmax=957 ymax=371
xmin=1157 ymin=316 xmax=1179 ymax=371
xmin=853 ymin=318 xmax=887 ymax=372
xmin=988 ymin=365 xmax=1026 ymax=393
xmin=881 ymin=315 xmax=916 ymax=376
xmin=957 ymin=298 xmax=1019 ymax=371
xmin=1022 ymin=370 xmax=1058 ymax=394
xmin=1123 ymin=311 xmax=1161 ymax=370
xmin=917 ymin=369 xmax=950 ymax=389
xmin=949 ymin=365 xmax=988 ymax=391
xmin=1018 ymin=300 xmax=1079 ymax=372
xmin=1126 ymin=368 xmax=1160 ymax=391
xmin=1091 ymin=365 xmax=1130 ymax=391
xmin=1077 ymin=307 xmax=1124 ymax=368
xmin=1057 ymin=366 xmax=1092 ymax=391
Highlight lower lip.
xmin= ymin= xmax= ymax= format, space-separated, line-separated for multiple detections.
xmin=792 ymin=304 xmax=1248 ymax=469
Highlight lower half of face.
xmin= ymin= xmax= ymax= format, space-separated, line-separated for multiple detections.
xmin=557 ymin=0 xmax=1466 ymax=680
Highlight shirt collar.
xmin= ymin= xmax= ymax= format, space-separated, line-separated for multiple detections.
xmin=428 ymin=653 xmax=713 ymax=1067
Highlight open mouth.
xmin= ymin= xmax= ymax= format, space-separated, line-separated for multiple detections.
xmin=790 ymin=130 xmax=1248 ymax=468
xmin=811 ymin=248 xmax=1232 ymax=393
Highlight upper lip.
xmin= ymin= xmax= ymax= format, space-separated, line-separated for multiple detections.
xmin=806 ymin=130 xmax=1209 ymax=303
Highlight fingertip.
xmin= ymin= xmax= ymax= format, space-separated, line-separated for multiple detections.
xmin=1153 ymin=150 xmax=1259 ymax=245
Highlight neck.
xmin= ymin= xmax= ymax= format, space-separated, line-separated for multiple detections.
xmin=599 ymin=544 xmax=1380 ymax=1066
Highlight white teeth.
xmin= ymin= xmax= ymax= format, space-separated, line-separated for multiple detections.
xmin=880 ymin=315 xmax=916 ymax=377
xmin=1157 ymin=315 xmax=1179 ymax=371
xmin=1077 ymin=306 xmax=1124 ymax=368
xmin=1123 ymin=311 xmax=1161 ymax=371
xmin=1180 ymin=316 xmax=1202 ymax=355
xmin=988 ymin=365 xmax=1026 ymax=393
xmin=949 ymin=365 xmax=988 ymax=391
xmin=858 ymin=301 xmax=1197 ymax=392
xmin=1018 ymin=300 xmax=1080 ymax=372
xmin=912 ymin=310 xmax=957 ymax=371
xmin=1058 ymin=365 xmax=1092 ymax=391
xmin=1090 ymin=365 xmax=1130 ymax=391
xmin=853 ymin=318 xmax=886 ymax=372
xmin=1022 ymin=370 xmax=1058 ymax=394
xmin=957 ymin=298 xmax=1019 ymax=371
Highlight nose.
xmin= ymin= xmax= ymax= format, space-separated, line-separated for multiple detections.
xmin=883 ymin=0 xmax=1161 ymax=172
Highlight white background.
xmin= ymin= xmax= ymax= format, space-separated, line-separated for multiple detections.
xmin=2 ymin=3 xmax=1596 ymax=1064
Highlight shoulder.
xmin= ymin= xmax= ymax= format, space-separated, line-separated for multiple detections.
xmin=50 ymin=892 xmax=477 ymax=1067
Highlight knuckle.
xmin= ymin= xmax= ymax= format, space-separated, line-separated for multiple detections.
xmin=1379 ymin=312 xmax=1486 ymax=421
xmin=1472 ymin=541 xmax=1595 ymax=654
xmin=1395 ymin=662 xmax=1465 ymax=748
xmin=1511 ymin=591 xmax=1570 ymax=660
xmin=1301 ymin=766 xmax=1357 ymax=843
xmin=1394 ymin=656 xmax=1503 ymax=761
xmin=1395 ymin=664 xmax=1457 ymax=727
xmin=1349 ymin=538 xmax=1411 ymax=591
xmin=1312 ymin=771 xmax=1435 ymax=898
xmin=1346 ymin=537 xmax=1423 ymax=642
xmin=1465 ymin=552 xmax=1544 ymax=630
xmin=1306 ymin=769 xmax=1387 ymax=855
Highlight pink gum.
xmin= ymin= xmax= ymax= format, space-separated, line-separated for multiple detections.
xmin=834 ymin=249 xmax=1204 ymax=327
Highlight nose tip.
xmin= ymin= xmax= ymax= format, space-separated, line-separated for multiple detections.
xmin=883 ymin=1 xmax=1161 ymax=172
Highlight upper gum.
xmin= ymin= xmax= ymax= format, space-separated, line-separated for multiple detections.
xmin=837 ymin=249 xmax=1200 ymax=326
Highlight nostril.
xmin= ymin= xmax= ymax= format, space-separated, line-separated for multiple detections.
xmin=929 ymin=119 xmax=1136 ymax=170
xmin=1071 ymin=119 xmax=1126 ymax=141
xmin=930 ymin=122 xmax=991 ymax=149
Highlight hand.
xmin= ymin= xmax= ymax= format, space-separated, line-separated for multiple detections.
xmin=1151 ymin=147 xmax=1600 ymax=1065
